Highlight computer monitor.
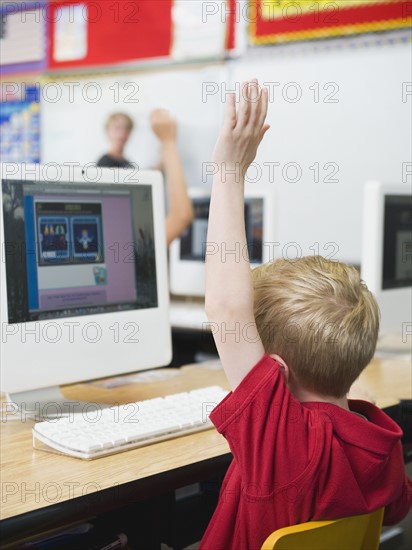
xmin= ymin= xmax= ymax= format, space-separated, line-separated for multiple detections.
xmin=169 ymin=186 xmax=276 ymax=297
xmin=0 ymin=164 xmax=172 ymax=416
xmin=361 ymin=181 xmax=412 ymax=345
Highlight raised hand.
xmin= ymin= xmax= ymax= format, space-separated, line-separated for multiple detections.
xmin=150 ymin=108 xmax=177 ymax=144
xmin=149 ymin=109 xmax=193 ymax=244
xmin=212 ymin=79 xmax=270 ymax=179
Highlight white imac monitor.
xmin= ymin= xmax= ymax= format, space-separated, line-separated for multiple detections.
xmin=169 ymin=186 xmax=276 ymax=297
xmin=0 ymin=164 xmax=172 ymax=416
xmin=361 ymin=181 xmax=412 ymax=348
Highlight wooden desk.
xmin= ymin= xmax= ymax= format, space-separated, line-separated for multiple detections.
xmin=353 ymin=353 xmax=412 ymax=409
xmin=0 ymin=363 xmax=231 ymax=547
xmin=1 ymin=355 xmax=411 ymax=547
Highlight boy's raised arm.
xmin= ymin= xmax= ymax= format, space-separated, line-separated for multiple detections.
xmin=205 ymin=80 xmax=270 ymax=390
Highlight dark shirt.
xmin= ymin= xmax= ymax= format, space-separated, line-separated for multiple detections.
xmin=96 ymin=154 xmax=135 ymax=169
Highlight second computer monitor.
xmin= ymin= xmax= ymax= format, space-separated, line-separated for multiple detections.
xmin=169 ymin=187 xmax=276 ymax=297
xmin=361 ymin=181 xmax=412 ymax=338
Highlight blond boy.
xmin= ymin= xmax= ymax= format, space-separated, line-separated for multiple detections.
xmin=201 ymin=80 xmax=412 ymax=550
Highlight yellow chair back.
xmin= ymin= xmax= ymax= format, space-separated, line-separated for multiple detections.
xmin=261 ymin=508 xmax=384 ymax=550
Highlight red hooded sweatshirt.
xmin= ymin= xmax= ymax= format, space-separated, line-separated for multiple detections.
xmin=200 ymin=354 xmax=412 ymax=550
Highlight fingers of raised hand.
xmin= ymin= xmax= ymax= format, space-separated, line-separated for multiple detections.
xmin=237 ymin=81 xmax=252 ymax=127
xmin=247 ymin=79 xmax=262 ymax=126
xmin=235 ymin=80 xmax=268 ymax=139
xmin=151 ymin=109 xmax=175 ymax=126
xmin=221 ymin=80 xmax=269 ymax=156
xmin=224 ymin=93 xmax=237 ymax=130
xmin=258 ymin=123 xmax=271 ymax=144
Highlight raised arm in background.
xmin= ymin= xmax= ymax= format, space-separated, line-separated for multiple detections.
xmin=150 ymin=109 xmax=194 ymax=246
xmin=205 ymin=80 xmax=270 ymax=390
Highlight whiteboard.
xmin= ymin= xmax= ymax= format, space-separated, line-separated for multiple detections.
xmin=41 ymin=64 xmax=227 ymax=187
xmin=229 ymin=40 xmax=412 ymax=263
xmin=42 ymin=41 xmax=411 ymax=263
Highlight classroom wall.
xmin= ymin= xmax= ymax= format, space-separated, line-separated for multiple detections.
xmin=231 ymin=39 xmax=412 ymax=263
xmin=41 ymin=65 xmax=226 ymax=188
xmin=42 ymin=39 xmax=411 ymax=264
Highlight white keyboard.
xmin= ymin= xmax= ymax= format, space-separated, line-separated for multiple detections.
xmin=32 ymin=386 xmax=228 ymax=460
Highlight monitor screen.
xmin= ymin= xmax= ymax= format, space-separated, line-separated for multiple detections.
xmin=382 ymin=194 xmax=412 ymax=290
xmin=2 ymin=179 xmax=158 ymax=324
xmin=179 ymin=197 xmax=264 ymax=263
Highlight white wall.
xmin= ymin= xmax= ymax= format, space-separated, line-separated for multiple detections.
xmin=230 ymin=39 xmax=412 ymax=263
xmin=41 ymin=64 xmax=226 ymax=187
xmin=42 ymin=39 xmax=412 ymax=263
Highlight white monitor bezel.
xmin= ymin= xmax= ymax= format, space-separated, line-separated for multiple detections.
xmin=169 ymin=185 xmax=276 ymax=297
xmin=361 ymin=180 xmax=412 ymax=335
xmin=0 ymin=164 xmax=172 ymax=395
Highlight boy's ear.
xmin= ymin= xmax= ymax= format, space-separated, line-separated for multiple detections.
xmin=269 ymin=354 xmax=289 ymax=383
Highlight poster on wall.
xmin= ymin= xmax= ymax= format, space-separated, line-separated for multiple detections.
xmin=53 ymin=3 xmax=88 ymax=62
xmin=0 ymin=1 xmax=47 ymax=75
xmin=47 ymin=0 xmax=237 ymax=70
xmin=48 ymin=0 xmax=173 ymax=70
xmin=0 ymin=86 xmax=41 ymax=163
xmin=249 ymin=0 xmax=412 ymax=44
xmin=171 ymin=0 xmax=237 ymax=60
xmin=171 ymin=0 xmax=227 ymax=60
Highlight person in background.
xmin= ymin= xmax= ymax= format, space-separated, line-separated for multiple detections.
xmin=97 ymin=110 xmax=193 ymax=245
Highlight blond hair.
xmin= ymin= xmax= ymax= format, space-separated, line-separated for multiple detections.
xmin=251 ymin=256 xmax=380 ymax=398
xmin=105 ymin=112 xmax=134 ymax=131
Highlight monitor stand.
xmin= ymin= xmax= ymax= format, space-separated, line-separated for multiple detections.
xmin=6 ymin=387 xmax=109 ymax=420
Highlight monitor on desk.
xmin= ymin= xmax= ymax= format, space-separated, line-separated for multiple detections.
xmin=361 ymin=181 xmax=412 ymax=347
xmin=169 ymin=186 xmax=276 ymax=297
xmin=0 ymin=164 xmax=172 ymax=416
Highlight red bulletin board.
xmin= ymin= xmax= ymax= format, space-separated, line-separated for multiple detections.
xmin=47 ymin=0 xmax=173 ymax=70
xmin=249 ymin=0 xmax=412 ymax=44
xmin=226 ymin=0 xmax=237 ymax=50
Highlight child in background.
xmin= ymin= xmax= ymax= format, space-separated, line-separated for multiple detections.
xmin=201 ymin=79 xmax=412 ymax=550
xmin=97 ymin=112 xmax=136 ymax=170
xmin=97 ymin=110 xmax=193 ymax=245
